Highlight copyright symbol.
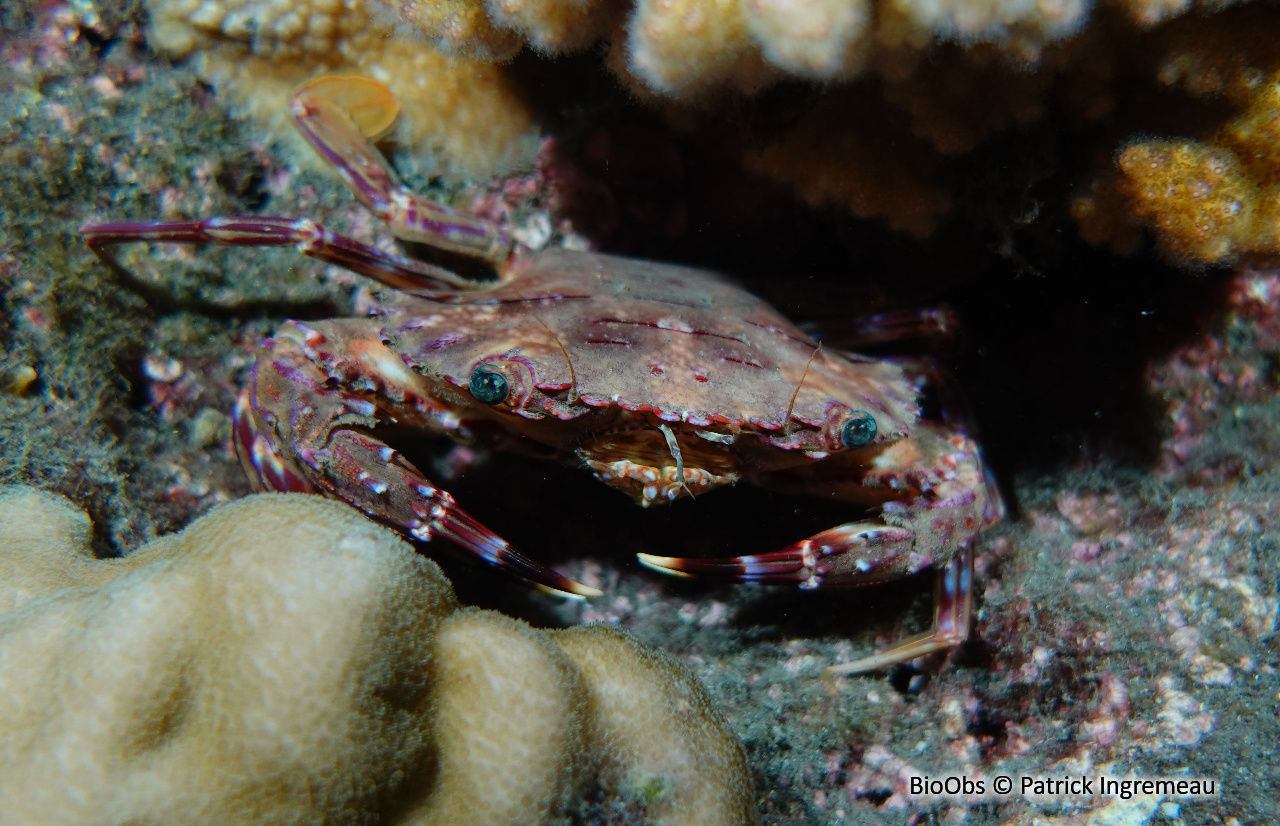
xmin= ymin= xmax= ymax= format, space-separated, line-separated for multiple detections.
xmin=993 ymin=775 xmax=1013 ymax=795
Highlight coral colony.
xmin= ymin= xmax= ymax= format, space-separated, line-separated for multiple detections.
xmin=144 ymin=0 xmax=1280 ymax=259
xmin=0 ymin=489 xmax=757 ymax=825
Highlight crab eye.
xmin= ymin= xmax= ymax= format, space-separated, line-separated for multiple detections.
xmin=840 ymin=411 xmax=877 ymax=448
xmin=469 ymin=365 xmax=509 ymax=405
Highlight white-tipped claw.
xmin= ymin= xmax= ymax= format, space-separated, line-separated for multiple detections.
xmin=635 ymin=553 xmax=697 ymax=578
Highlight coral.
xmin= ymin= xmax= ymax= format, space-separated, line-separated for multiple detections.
xmin=880 ymin=45 xmax=1052 ymax=156
xmin=147 ymin=0 xmax=540 ymax=177
xmin=1074 ymin=12 xmax=1280 ymax=265
xmin=623 ymin=0 xmax=778 ymax=99
xmin=555 ymin=625 xmax=758 ymax=825
xmin=483 ymin=0 xmax=619 ymax=55
xmin=0 ymin=488 xmax=756 ymax=826
xmin=391 ymin=0 xmax=618 ymax=58
xmin=1115 ymin=140 xmax=1270 ymax=265
xmin=380 ymin=0 xmax=1092 ymax=99
xmin=740 ymin=0 xmax=874 ymax=81
xmin=875 ymin=0 xmax=1089 ymax=60
xmin=743 ymin=88 xmax=950 ymax=237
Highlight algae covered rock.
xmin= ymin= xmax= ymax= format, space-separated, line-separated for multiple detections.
xmin=0 ymin=487 xmax=757 ymax=826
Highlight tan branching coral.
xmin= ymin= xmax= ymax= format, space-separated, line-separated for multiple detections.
xmin=875 ymin=0 xmax=1089 ymax=60
xmin=149 ymin=0 xmax=1280 ymax=245
xmin=1116 ymin=141 xmax=1274 ymax=265
xmin=151 ymin=0 xmax=1105 ymax=106
xmin=622 ymin=0 xmax=778 ymax=99
xmin=741 ymin=0 xmax=874 ymax=81
xmin=148 ymin=0 xmax=540 ymax=177
xmin=0 ymin=488 xmax=757 ymax=826
xmin=1073 ymin=13 xmax=1280 ymax=265
xmin=744 ymin=88 xmax=950 ymax=237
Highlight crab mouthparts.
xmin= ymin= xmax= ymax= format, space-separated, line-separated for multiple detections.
xmin=576 ymin=427 xmax=741 ymax=506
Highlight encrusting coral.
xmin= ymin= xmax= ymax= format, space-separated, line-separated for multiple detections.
xmin=0 ymin=487 xmax=757 ymax=826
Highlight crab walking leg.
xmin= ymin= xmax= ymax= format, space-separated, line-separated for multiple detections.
xmin=827 ymin=544 xmax=974 ymax=675
xmin=79 ymin=216 xmax=478 ymax=294
xmin=638 ymin=521 xmax=975 ymax=674
xmin=804 ymin=305 xmax=964 ymax=352
xmin=291 ymin=83 xmax=512 ymax=267
xmin=236 ymin=321 xmax=600 ymax=599
xmin=640 ymin=422 xmax=995 ymax=672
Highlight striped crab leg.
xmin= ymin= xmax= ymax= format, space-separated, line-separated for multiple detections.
xmin=289 ymin=75 xmax=512 ymax=267
xmin=639 ymin=425 xmax=997 ymax=674
xmin=80 ymin=216 xmax=479 ymax=296
xmin=81 ymin=76 xmax=514 ymax=294
xmin=640 ymin=535 xmax=974 ymax=675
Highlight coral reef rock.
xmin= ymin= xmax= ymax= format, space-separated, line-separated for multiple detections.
xmin=0 ymin=487 xmax=757 ymax=826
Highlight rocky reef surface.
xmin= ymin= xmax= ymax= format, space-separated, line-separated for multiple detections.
xmin=1 ymin=0 xmax=1278 ymax=823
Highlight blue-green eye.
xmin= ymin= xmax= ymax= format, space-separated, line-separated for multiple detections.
xmin=840 ymin=411 xmax=877 ymax=448
xmin=469 ymin=365 xmax=509 ymax=405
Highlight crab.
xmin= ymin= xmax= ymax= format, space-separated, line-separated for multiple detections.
xmin=81 ymin=76 xmax=1002 ymax=674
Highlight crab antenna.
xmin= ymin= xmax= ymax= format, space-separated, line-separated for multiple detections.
xmin=529 ymin=305 xmax=579 ymax=405
xmin=783 ymin=343 xmax=821 ymax=437
xmin=658 ymin=423 xmax=693 ymax=499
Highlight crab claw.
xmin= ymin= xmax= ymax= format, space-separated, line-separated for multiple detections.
xmin=637 ymin=522 xmax=975 ymax=674
xmin=637 ymin=522 xmax=915 ymax=589
xmin=419 ymin=494 xmax=603 ymax=600
xmin=232 ymin=338 xmax=600 ymax=601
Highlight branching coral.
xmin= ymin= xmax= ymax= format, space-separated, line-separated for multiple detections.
xmin=0 ymin=488 xmax=757 ymax=826
xmin=148 ymin=0 xmax=1280 ymax=245
xmin=1072 ymin=12 xmax=1280 ymax=265
xmin=147 ymin=0 xmax=540 ymax=177
xmin=380 ymin=0 xmax=1090 ymax=96
xmin=743 ymin=88 xmax=950 ymax=237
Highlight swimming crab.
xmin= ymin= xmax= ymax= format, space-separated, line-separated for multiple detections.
xmin=81 ymin=76 xmax=1001 ymax=674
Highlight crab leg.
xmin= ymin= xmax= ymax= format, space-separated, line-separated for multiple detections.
xmin=290 ymin=77 xmax=512 ymax=267
xmin=80 ymin=216 xmax=477 ymax=295
xmin=638 ymin=517 xmax=975 ymax=674
xmin=639 ymin=423 xmax=995 ymax=673
xmin=234 ymin=320 xmax=600 ymax=599
xmin=828 ymin=545 xmax=973 ymax=675
xmin=804 ymin=305 xmax=963 ymax=352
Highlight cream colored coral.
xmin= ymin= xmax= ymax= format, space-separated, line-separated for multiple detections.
xmin=483 ymin=0 xmax=619 ymax=54
xmin=390 ymin=0 xmax=523 ymax=60
xmin=623 ymin=0 xmax=777 ymax=98
xmin=876 ymin=0 xmax=1090 ymax=60
xmin=147 ymin=0 xmax=539 ymax=177
xmin=404 ymin=609 xmax=589 ymax=824
xmin=741 ymin=0 xmax=873 ymax=81
xmin=555 ymin=625 xmax=758 ymax=826
xmin=0 ymin=488 xmax=756 ymax=826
